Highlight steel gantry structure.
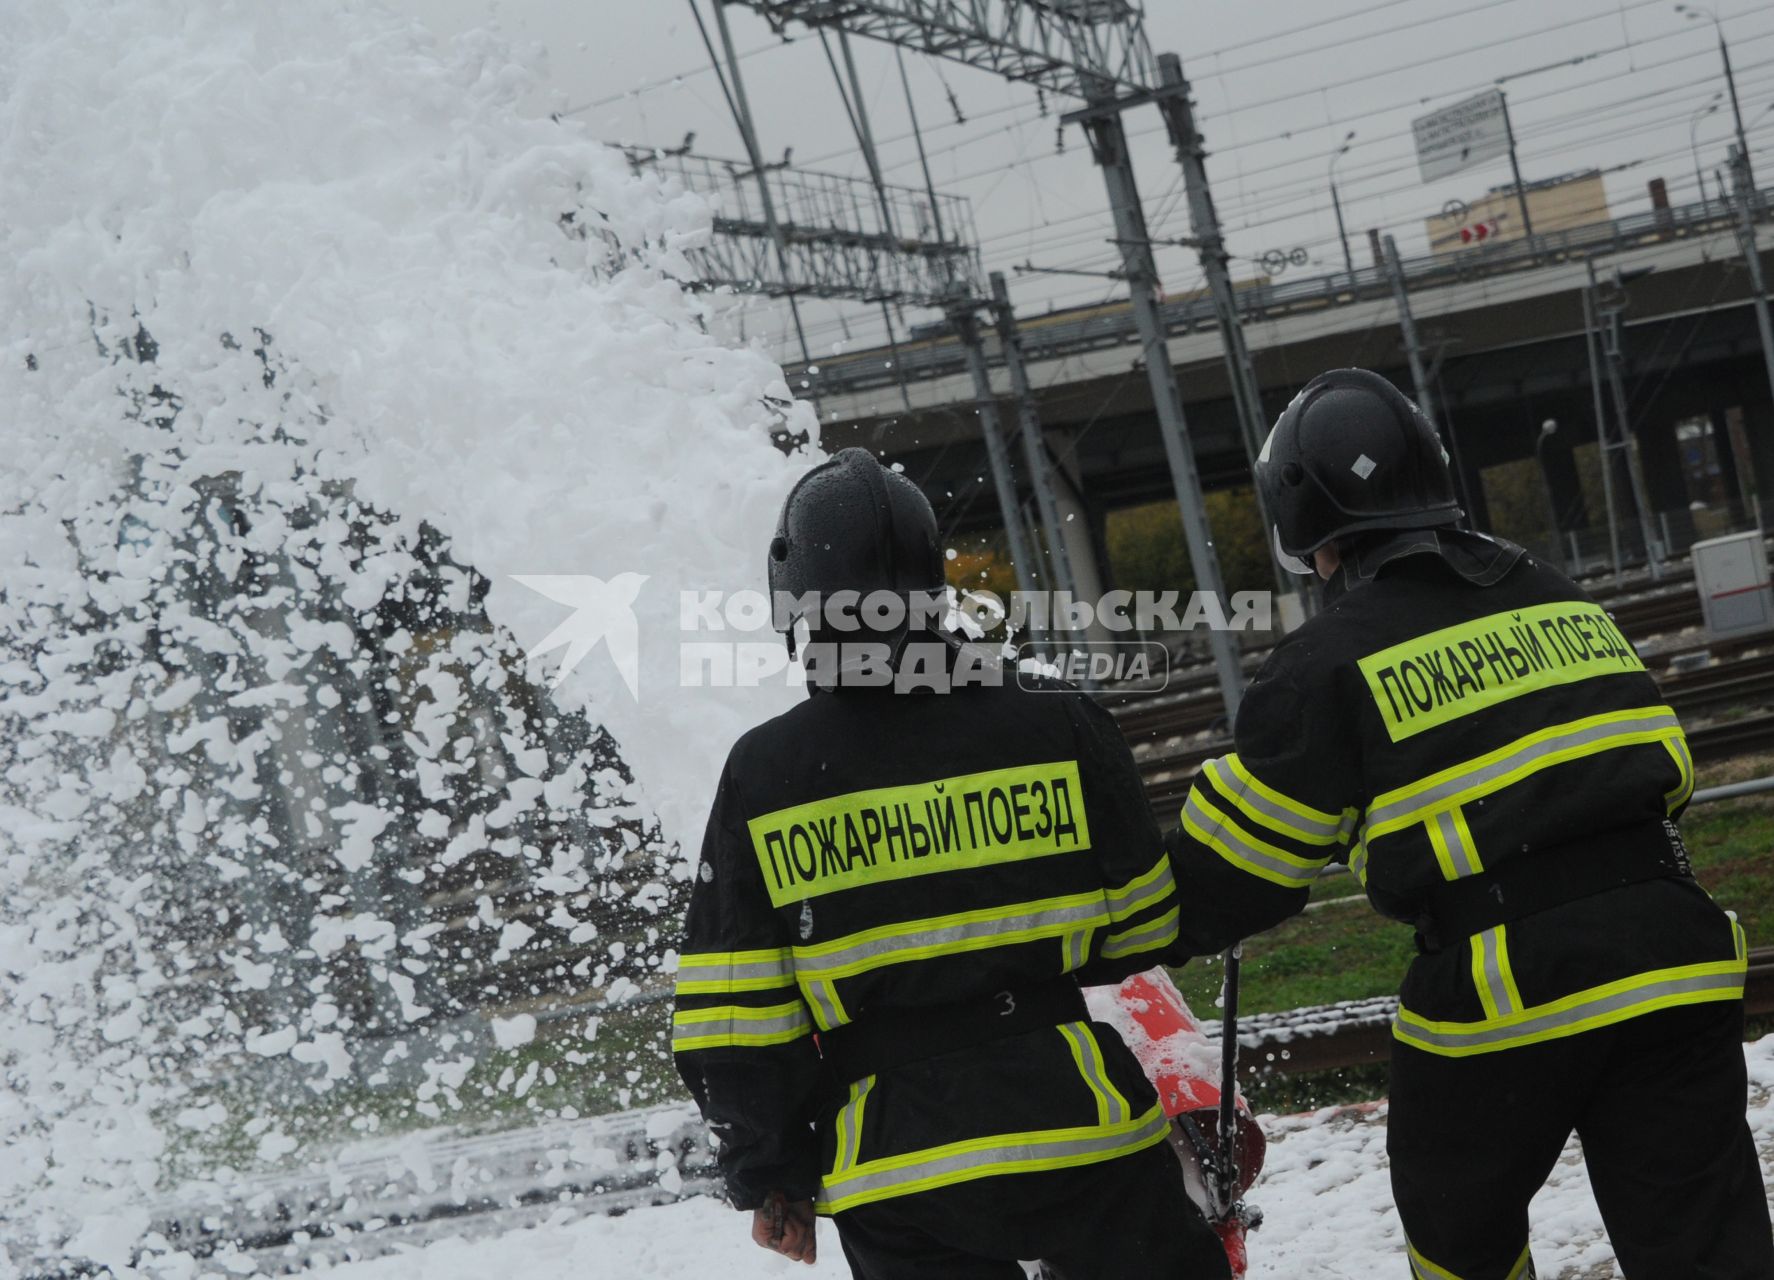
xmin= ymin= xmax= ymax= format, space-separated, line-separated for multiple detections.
xmin=626 ymin=146 xmax=983 ymax=306
xmin=636 ymin=15 xmax=1085 ymax=617
xmin=724 ymin=0 xmax=1262 ymax=718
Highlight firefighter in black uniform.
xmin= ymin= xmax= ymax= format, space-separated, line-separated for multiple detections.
xmin=1166 ymin=368 xmax=1771 ymax=1278
xmin=673 ymin=448 xmax=1230 ymax=1279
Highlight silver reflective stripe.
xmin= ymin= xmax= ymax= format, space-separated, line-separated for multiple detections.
xmin=1059 ymin=1022 xmax=1129 ymax=1123
xmin=1100 ymin=907 xmax=1179 ymax=961
xmin=833 ymin=1074 xmax=875 ymax=1174
xmin=1106 ymin=858 xmax=1173 ymax=920
xmin=818 ymin=1107 xmax=1170 ymax=1211
xmin=1368 ymin=709 xmax=1681 ymax=832
xmin=804 ymin=979 xmax=846 ymax=1031
xmin=1206 ymin=756 xmax=1344 ymax=843
xmin=1473 ymin=927 xmax=1517 ymax=1017
xmin=1397 ymin=967 xmax=1744 ymax=1053
xmin=1183 ymin=791 xmax=1324 ymax=888
xmin=1064 ymin=928 xmax=1090 ymax=973
xmin=673 ymin=1002 xmax=812 ymax=1042
xmin=675 ymin=950 xmax=794 ymax=989
xmin=1434 ymin=810 xmax=1481 ymax=879
xmin=794 ymin=895 xmax=1108 ymax=980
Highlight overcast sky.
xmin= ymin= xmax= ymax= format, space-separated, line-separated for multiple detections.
xmin=383 ymin=0 xmax=1774 ymax=368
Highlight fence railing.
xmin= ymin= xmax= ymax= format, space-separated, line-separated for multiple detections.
xmin=787 ymin=187 xmax=1772 ymax=397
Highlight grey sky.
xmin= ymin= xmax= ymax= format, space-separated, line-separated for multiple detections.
xmin=385 ymin=0 xmax=1774 ymax=368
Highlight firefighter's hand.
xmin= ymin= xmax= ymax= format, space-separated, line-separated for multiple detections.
xmin=751 ymin=1190 xmax=818 ymax=1264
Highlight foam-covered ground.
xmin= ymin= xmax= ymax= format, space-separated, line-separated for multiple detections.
xmin=305 ymin=1036 xmax=1774 ymax=1280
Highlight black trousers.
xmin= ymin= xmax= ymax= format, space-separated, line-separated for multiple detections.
xmin=832 ymin=1138 xmax=1232 ymax=1280
xmin=1388 ymin=999 xmax=1772 ymax=1279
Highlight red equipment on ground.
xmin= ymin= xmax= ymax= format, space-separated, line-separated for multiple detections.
xmin=1087 ymin=969 xmax=1267 ymax=1276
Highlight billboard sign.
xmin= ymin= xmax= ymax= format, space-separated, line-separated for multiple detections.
xmin=1411 ymin=89 xmax=1510 ymax=183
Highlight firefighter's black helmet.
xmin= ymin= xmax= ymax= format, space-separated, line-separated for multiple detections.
xmin=768 ymin=447 xmax=944 ymax=635
xmin=1257 ymin=368 xmax=1462 ymax=572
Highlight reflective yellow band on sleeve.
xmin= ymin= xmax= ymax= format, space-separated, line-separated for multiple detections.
xmin=1359 ymin=600 xmax=1644 ymax=742
xmin=1105 ymin=854 xmax=1173 ymax=922
xmin=1207 ymin=755 xmax=1354 ymax=846
xmin=1427 ymin=807 xmax=1483 ymax=881
xmin=1100 ymin=905 xmax=1179 ymax=961
xmin=674 ymin=947 xmax=795 ymax=995
xmin=831 ymin=1074 xmax=876 ymax=1176
xmin=1182 ymin=789 xmax=1329 ymax=890
xmin=1468 ymin=925 xmax=1522 ymax=1021
xmin=792 ymin=891 xmax=1110 ymax=983
xmin=815 ymin=1103 xmax=1170 ymax=1215
xmin=1395 ymin=955 xmax=1746 ymax=1057
xmin=1365 ymin=708 xmax=1683 ymax=839
xmin=671 ymin=999 xmax=813 ymax=1051
xmin=1058 ymin=1022 xmax=1131 ymax=1126
xmin=801 ymin=978 xmax=849 ymax=1032
xmin=748 ymin=760 xmax=1091 ymax=907
xmin=1663 ymin=735 xmax=1695 ymax=813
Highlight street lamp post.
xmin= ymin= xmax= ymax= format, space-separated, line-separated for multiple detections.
xmin=1535 ymin=419 xmax=1566 ymax=570
xmin=1328 ymin=129 xmax=1357 ymax=282
xmin=1690 ymin=94 xmax=1723 ymax=209
xmin=1677 ymin=5 xmax=1756 ymax=199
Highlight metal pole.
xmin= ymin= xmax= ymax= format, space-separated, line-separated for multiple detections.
xmin=1499 ymin=92 xmax=1536 ymax=250
xmin=1381 ymin=235 xmax=1441 ymax=430
xmin=990 ymin=271 xmax=1079 ymax=604
xmin=1328 ymin=129 xmax=1357 ymax=281
xmin=1595 ymin=266 xmax=1664 ymax=580
xmin=1082 ymin=100 xmax=1244 ymax=722
xmin=1718 ymin=24 xmax=1757 ymax=198
xmin=1382 ymin=235 xmax=1475 ymax=527
xmin=704 ymin=1 xmax=816 ymax=379
xmin=827 ymin=29 xmax=915 ymax=413
xmin=1331 ymin=181 xmax=1354 ymax=280
xmin=1157 ymin=57 xmax=1267 ymax=473
xmin=950 ymin=303 xmax=1039 ymax=599
xmin=1581 ymin=272 xmax=1626 ymax=584
xmin=1729 ymin=145 xmax=1774 ymax=416
xmin=1157 ymin=56 xmax=1297 ymax=611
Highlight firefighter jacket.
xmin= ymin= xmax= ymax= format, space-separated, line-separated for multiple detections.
xmin=1168 ymin=530 xmax=1746 ymax=1058
xmin=672 ymin=660 xmax=1178 ymax=1215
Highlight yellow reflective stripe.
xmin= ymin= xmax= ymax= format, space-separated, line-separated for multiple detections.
xmin=832 ymin=1074 xmax=876 ymax=1175
xmin=671 ymin=999 xmax=814 ymax=1051
xmin=1100 ymin=905 xmax=1179 ymax=961
xmin=1062 ymin=925 xmax=1096 ymax=973
xmin=1208 ymin=755 xmax=1353 ymax=846
xmin=815 ymin=1104 xmax=1169 ymax=1215
xmin=792 ymin=891 xmax=1110 ymax=982
xmin=1469 ymin=925 xmax=1521 ymax=1021
xmin=1427 ymin=807 xmax=1483 ymax=881
xmin=1350 ymin=837 xmax=1370 ymax=888
xmin=1182 ymin=790 xmax=1328 ymax=890
xmin=1395 ymin=956 xmax=1746 ymax=1057
xmin=802 ymin=978 xmax=850 ymax=1032
xmin=1359 ymin=599 xmax=1644 ymax=742
xmin=1407 ymin=1238 xmax=1531 ymax=1280
xmin=748 ymin=760 xmax=1090 ymax=907
xmin=1059 ymin=1022 xmax=1130 ymax=1125
xmin=674 ymin=947 xmax=795 ymax=995
xmin=1663 ymin=735 xmax=1695 ymax=813
xmin=1366 ymin=708 xmax=1683 ymax=839
xmin=1105 ymin=854 xmax=1173 ymax=921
